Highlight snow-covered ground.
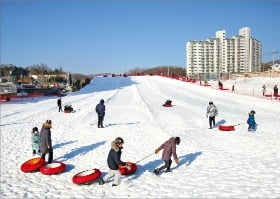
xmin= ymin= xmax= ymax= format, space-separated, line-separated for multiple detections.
xmin=1 ymin=75 xmax=280 ymax=198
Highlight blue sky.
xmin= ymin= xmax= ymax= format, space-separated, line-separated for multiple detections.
xmin=1 ymin=0 xmax=280 ymax=74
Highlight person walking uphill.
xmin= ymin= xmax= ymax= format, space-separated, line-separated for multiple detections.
xmin=95 ymin=99 xmax=105 ymax=128
xmin=99 ymin=137 xmax=131 ymax=187
xmin=206 ymin=101 xmax=218 ymax=129
xmin=40 ymin=120 xmax=53 ymax=163
xmin=57 ymin=98 xmax=62 ymax=112
xmin=153 ymin=137 xmax=180 ymax=175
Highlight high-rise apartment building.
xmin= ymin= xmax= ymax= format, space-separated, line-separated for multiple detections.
xmin=186 ymin=27 xmax=262 ymax=78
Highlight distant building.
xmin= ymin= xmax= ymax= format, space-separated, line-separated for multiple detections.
xmin=186 ymin=27 xmax=262 ymax=78
xmin=272 ymin=63 xmax=280 ymax=72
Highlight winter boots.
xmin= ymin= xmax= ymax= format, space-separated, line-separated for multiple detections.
xmin=99 ymin=178 xmax=105 ymax=185
xmin=165 ymin=169 xmax=171 ymax=173
xmin=153 ymin=168 xmax=160 ymax=175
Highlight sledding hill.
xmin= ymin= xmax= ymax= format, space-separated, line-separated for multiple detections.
xmin=1 ymin=75 xmax=280 ymax=198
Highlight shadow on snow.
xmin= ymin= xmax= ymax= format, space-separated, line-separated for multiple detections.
xmin=54 ymin=141 xmax=106 ymax=162
xmin=53 ymin=140 xmax=77 ymax=150
xmin=215 ymin=119 xmax=226 ymax=127
xmin=128 ymin=151 xmax=202 ymax=180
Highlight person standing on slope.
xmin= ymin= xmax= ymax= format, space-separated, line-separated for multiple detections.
xmin=153 ymin=137 xmax=180 ymax=175
xmin=206 ymin=101 xmax=218 ymax=129
xmin=40 ymin=120 xmax=53 ymax=163
xmin=95 ymin=99 xmax=105 ymax=128
xmin=247 ymin=110 xmax=256 ymax=131
xmin=57 ymin=98 xmax=62 ymax=112
xmin=274 ymin=85 xmax=278 ymax=97
xmin=31 ymin=127 xmax=40 ymax=155
xmin=99 ymin=137 xmax=131 ymax=187
xmin=262 ymin=85 xmax=266 ymax=96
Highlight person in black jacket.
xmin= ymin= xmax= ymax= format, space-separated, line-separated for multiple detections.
xmin=57 ymin=98 xmax=62 ymax=112
xmin=95 ymin=99 xmax=105 ymax=128
xmin=99 ymin=137 xmax=131 ymax=187
xmin=274 ymin=85 xmax=278 ymax=97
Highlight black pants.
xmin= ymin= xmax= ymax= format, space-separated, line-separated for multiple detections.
xmin=33 ymin=150 xmax=40 ymax=155
xmin=209 ymin=116 xmax=215 ymax=128
xmin=98 ymin=115 xmax=104 ymax=128
xmin=42 ymin=148 xmax=53 ymax=164
xmin=58 ymin=105 xmax=62 ymax=112
xmin=158 ymin=159 xmax=172 ymax=171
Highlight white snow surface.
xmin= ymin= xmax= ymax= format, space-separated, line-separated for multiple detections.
xmin=1 ymin=75 xmax=280 ymax=198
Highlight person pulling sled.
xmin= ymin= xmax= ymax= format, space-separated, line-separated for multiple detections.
xmin=153 ymin=137 xmax=180 ymax=175
xmin=247 ymin=110 xmax=257 ymax=131
xmin=206 ymin=101 xmax=218 ymax=129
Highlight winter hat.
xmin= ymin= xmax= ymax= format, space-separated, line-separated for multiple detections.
xmin=249 ymin=110 xmax=256 ymax=115
xmin=209 ymin=100 xmax=213 ymax=105
xmin=175 ymin=137 xmax=181 ymax=145
xmin=100 ymin=99 xmax=105 ymax=104
xmin=115 ymin=137 xmax=124 ymax=145
xmin=32 ymin=127 xmax=38 ymax=132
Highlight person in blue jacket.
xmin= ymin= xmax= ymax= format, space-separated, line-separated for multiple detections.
xmin=31 ymin=127 xmax=40 ymax=155
xmin=247 ymin=110 xmax=256 ymax=131
xmin=99 ymin=137 xmax=131 ymax=187
xmin=95 ymin=99 xmax=105 ymax=128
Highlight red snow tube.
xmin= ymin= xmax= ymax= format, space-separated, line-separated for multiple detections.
xmin=218 ymin=125 xmax=235 ymax=131
xmin=219 ymin=88 xmax=230 ymax=90
xmin=21 ymin=157 xmax=45 ymax=173
xmin=40 ymin=162 xmax=66 ymax=175
xmin=64 ymin=110 xmax=72 ymax=113
xmin=163 ymin=104 xmax=173 ymax=107
xmin=72 ymin=168 xmax=102 ymax=185
xmin=264 ymin=94 xmax=272 ymax=97
xmin=119 ymin=162 xmax=137 ymax=175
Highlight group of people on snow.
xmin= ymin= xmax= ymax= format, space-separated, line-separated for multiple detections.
xmin=33 ymin=94 xmax=258 ymax=187
xmin=205 ymin=100 xmax=257 ymax=131
xmin=31 ymin=119 xmax=53 ymax=164
xmin=262 ymin=84 xmax=278 ymax=97
xmin=94 ymin=99 xmax=181 ymax=185
xmin=32 ymin=97 xmax=181 ymax=186
xmin=57 ymin=97 xmax=74 ymax=113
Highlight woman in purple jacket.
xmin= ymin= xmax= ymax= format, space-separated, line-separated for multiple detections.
xmin=153 ymin=137 xmax=180 ymax=175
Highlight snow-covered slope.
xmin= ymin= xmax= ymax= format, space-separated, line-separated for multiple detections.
xmin=1 ymin=76 xmax=280 ymax=198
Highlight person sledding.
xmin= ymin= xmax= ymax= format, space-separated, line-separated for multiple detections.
xmin=163 ymin=99 xmax=172 ymax=107
xmin=218 ymin=81 xmax=223 ymax=89
xmin=247 ymin=110 xmax=257 ymax=131
xmin=64 ymin=105 xmax=73 ymax=113
xmin=153 ymin=137 xmax=180 ymax=175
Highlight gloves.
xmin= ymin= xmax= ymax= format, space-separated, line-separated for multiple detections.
xmin=125 ymin=164 xmax=131 ymax=170
xmin=175 ymin=158 xmax=179 ymax=164
xmin=155 ymin=149 xmax=159 ymax=154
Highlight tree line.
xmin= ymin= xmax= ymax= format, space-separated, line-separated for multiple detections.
xmin=0 ymin=64 xmax=92 ymax=91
